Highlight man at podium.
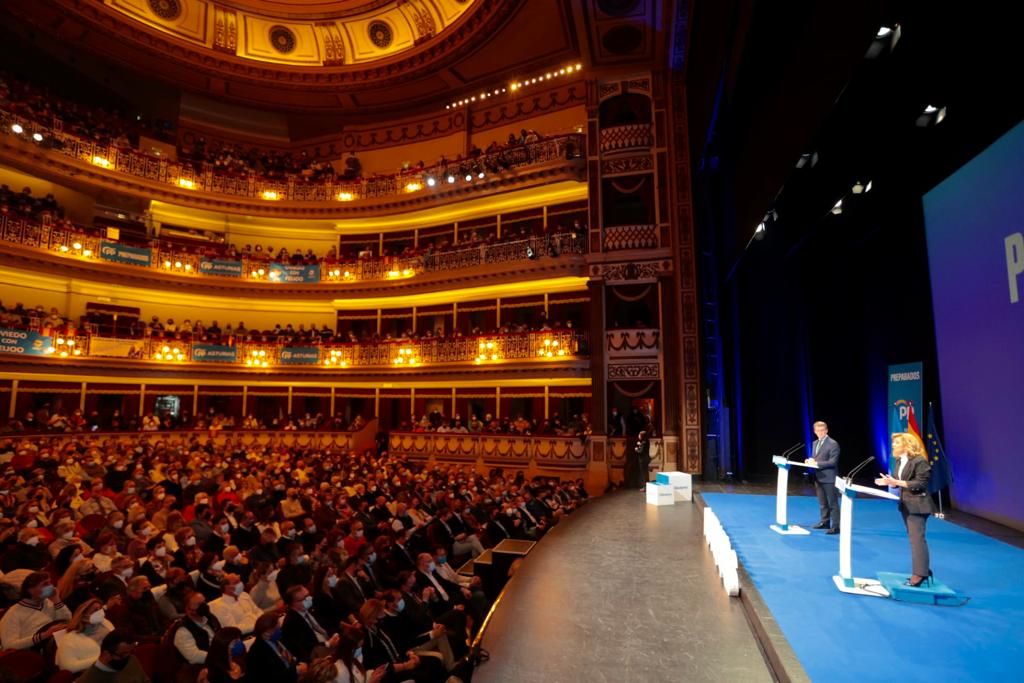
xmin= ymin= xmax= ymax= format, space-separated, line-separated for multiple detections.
xmin=806 ymin=420 xmax=841 ymax=533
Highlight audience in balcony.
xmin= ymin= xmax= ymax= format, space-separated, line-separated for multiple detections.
xmin=400 ymin=409 xmax=593 ymax=440
xmin=0 ymin=184 xmax=61 ymax=221
xmin=0 ymin=429 xmax=588 ymax=681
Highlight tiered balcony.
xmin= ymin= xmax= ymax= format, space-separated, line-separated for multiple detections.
xmin=0 ymin=107 xmax=585 ymax=216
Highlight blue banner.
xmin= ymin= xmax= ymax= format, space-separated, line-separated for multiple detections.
xmin=191 ymin=344 xmax=238 ymax=363
xmin=199 ymin=258 xmax=243 ymax=278
xmin=268 ymin=262 xmax=321 ymax=283
xmin=99 ymin=240 xmax=152 ymax=267
xmin=886 ymin=362 xmax=923 ymax=472
xmin=0 ymin=328 xmax=53 ymax=355
xmin=279 ymin=347 xmax=321 ymax=365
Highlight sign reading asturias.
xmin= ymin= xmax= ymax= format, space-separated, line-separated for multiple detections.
xmin=279 ymin=347 xmax=321 ymax=364
xmin=191 ymin=344 xmax=238 ymax=363
xmin=199 ymin=258 xmax=244 ymax=278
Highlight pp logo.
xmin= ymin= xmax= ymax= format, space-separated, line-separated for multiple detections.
xmin=194 ymin=348 xmax=206 ymax=358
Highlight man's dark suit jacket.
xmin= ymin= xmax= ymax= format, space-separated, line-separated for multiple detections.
xmin=811 ymin=436 xmax=840 ymax=484
xmin=414 ymin=568 xmax=463 ymax=615
xmin=897 ymin=457 xmax=937 ymax=515
xmin=245 ymin=637 xmax=299 ymax=683
xmin=280 ymin=608 xmax=330 ymax=663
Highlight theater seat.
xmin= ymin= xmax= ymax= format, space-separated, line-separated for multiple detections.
xmin=133 ymin=642 xmax=160 ymax=679
xmin=78 ymin=514 xmax=109 ymax=535
xmin=45 ymin=669 xmax=75 ymax=683
xmin=0 ymin=649 xmax=47 ymax=682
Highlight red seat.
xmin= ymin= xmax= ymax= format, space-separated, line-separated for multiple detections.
xmin=46 ymin=670 xmax=75 ymax=683
xmin=9 ymin=454 xmax=36 ymax=472
xmin=0 ymin=649 xmax=47 ymax=682
xmin=133 ymin=642 xmax=159 ymax=679
xmin=78 ymin=514 xmax=108 ymax=535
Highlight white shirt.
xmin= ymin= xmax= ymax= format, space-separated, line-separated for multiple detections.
xmin=173 ymin=618 xmax=215 ymax=664
xmin=55 ymin=621 xmax=113 ymax=673
xmin=209 ymin=592 xmax=264 ymax=635
xmin=898 ymin=456 xmax=908 ymax=481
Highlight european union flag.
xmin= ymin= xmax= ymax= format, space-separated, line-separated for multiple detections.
xmin=925 ymin=403 xmax=953 ymax=494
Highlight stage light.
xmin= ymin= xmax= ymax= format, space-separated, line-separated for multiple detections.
xmin=83 ymin=249 xmax=92 ymax=257
xmin=866 ymin=24 xmax=901 ymax=59
xmin=72 ymin=242 xmax=82 ymax=250
xmin=404 ymin=181 xmax=423 ymax=193
xmin=852 ymin=179 xmax=873 ymax=194
xmin=10 ymin=123 xmax=23 ymax=134
xmin=831 ymin=199 xmax=844 ymax=215
xmin=338 ymin=191 xmax=355 ymax=201
xmin=796 ymin=151 xmax=819 ymax=169
xmin=916 ymin=104 xmax=946 ymax=128
xmin=32 ymin=132 xmax=43 ymax=142
xmin=754 ymin=222 xmax=767 ymax=240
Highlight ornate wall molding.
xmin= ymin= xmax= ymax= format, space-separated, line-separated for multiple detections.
xmin=588 ymin=259 xmax=672 ymax=283
xmin=607 ymin=361 xmax=660 ymax=380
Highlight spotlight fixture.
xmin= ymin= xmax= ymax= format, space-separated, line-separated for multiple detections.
xmin=337 ymin=191 xmax=355 ymax=201
xmin=91 ymin=156 xmax=112 ymax=168
xmin=177 ymin=178 xmax=195 ymax=189
xmin=796 ymin=151 xmax=819 ymax=169
xmin=754 ymin=222 xmax=767 ymax=240
xmin=831 ymin=199 xmax=844 ymax=215
xmin=261 ymin=190 xmax=280 ymax=200
xmin=477 ymin=171 xmax=485 ymax=179
xmin=866 ymin=24 xmax=901 ymax=59
xmin=851 ymin=179 xmax=873 ymax=194
xmin=916 ymin=104 xmax=947 ymax=128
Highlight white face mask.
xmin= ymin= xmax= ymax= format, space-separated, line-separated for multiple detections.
xmin=186 ymin=537 xmax=196 ymax=546
xmin=62 ymin=531 xmax=74 ymax=540
xmin=113 ymin=520 xmax=125 ymax=529
xmin=155 ymin=547 xmax=167 ymax=557
xmin=266 ymin=569 xmax=280 ymax=583
xmin=220 ymin=524 xmax=230 ymax=533
xmin=211 ymin=561 xmax=226 ymax=572
xmin=120 ymin=568 xmax=133 ymax=579
xmin=302 ymin=596 xmax=313 ymax=610
xmin=327 ymin=575 xmax=339 ymax=588
xmin=353 ymin=647 xmax=363 ymax=661
xmin=427 ymin=562 xmax=437 ymax=573
xmin=89 ymin=609 xmax=106 ymax=625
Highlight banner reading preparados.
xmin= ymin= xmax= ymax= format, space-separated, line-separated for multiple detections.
xmin=0 ymin=328 xmax=53 ymax=355
xmin=99 ymin=241 xmax=152 ymax=267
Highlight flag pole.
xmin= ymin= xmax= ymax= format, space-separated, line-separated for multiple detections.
xmin=935 ymin=487 xmax=945 ymax=519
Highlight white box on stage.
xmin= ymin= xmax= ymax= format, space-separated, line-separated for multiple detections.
xmin=656 ymin=471 xmax=693 ymax=502
xmin=645 ymin=482 xmax=674 ymax=506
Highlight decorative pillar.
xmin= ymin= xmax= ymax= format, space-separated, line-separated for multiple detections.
xmin=8 ymin=379 xmax=17 ymax=418
xmin=80 ymin=382 xmax=87 ymax=412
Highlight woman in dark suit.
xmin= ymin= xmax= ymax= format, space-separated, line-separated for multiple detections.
xmin=876 ymin=432 xmax=937 ymax=587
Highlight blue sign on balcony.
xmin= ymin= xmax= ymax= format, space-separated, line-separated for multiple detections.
xmin=0 ymin=329 xmax=52 ymax=355
xmin=279 ymin=347 xmax=321 ymax=365
xmin=199 ymin=258 xmax=244 ymax=278
xmin=268 ymin=263 xmax=321 ymax=283
xmin=99 ymin=241 xmax=153 ymax=267
xmin=191 ymin=344 xmax=238 ymax=363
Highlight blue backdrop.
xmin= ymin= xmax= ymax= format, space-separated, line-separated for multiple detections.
xmin=922 ymin=120 xmax=1024 ymax=529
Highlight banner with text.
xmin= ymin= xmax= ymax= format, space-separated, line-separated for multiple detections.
xmin=0 ymin=328 xmax=52 ymax=355
xmin=268 ymin=262 xmax=320 ymax=283
xmin=199 ymin=258 xmax=244 ymax=278
xmin=88 ymin=337 xmax=141 ymax=358
xmin=191 ymin=344 xmax=238 ymax=363
xmin=279 ymin=347 xmax=321 ymax=365
xmin=886 ymin=362 xmax=924 ymax=472
xmin=99 ymin=241 xmax=152 ymax=267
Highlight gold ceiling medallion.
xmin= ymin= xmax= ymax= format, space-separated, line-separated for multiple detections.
xmin=148 ymin=0 xmax=182 ymax=21
xmin=368 ymin=21 xmax=393 ymax=49
xmin=269 ymin=24 xmax=297 ymax=54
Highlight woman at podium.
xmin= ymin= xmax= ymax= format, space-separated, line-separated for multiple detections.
xmin=875 ymin=432 xmax=937 ymax=587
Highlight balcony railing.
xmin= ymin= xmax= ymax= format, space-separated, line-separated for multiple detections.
xmin=0 ymin=107 xmax=583 ymax=203
xmin=599 ymin=123 xmax=653 ymax=154
xmin=603 ymin=224 xmax=659 ymax=251
xmin=388 ymin=431 xmax=591 ymax=469
xmin=0 ymin=214 xmax=586 ymax=284
xmin=4 ymin=329 xmax=588 ymax=368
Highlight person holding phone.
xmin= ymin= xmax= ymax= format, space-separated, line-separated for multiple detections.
xmin=875 ymin=432 xmax=936 ymax=587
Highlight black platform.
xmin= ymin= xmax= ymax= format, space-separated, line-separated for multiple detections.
xmin=474 ymin=490 xmax=773 ymax=682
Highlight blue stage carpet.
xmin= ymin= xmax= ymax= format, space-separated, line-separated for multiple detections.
xmin=702 ymin=493 xmax=1024 ymax=683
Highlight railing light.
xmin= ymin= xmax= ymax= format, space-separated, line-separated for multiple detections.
xmin=404 ymin=182 xmax=423 ymax=193
xmin=11 ymin=123 xmax=24 ymax=134
xmin=32 ymin=132 xmax=43 ymax=142
xmin=59 ymin=245 xmax=70 ymax=252
xmin=184 ymin=263 xmax=192 ymax=271
xmin=72 ymin=242 xmax=82 ymax=250
xmin=177 ymin=178 xmax=195 ymax=189
xmin=338 ymin=191 xmax=355 ymax=201
xmin=174 ymin=261 xmax=182 ymax=269
xmin=83 ymin=249 xmax=92 ymax=257
xmin=164 ymin=260 xmax=172 ymax=268
xmin=92 ymin=156 xmax=111 ymax=168
xmin=261 ymin=190 xmax=280 ymax=200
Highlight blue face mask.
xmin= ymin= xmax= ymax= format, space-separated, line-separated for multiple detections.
xmin=437 ymin=555 xmax=448 ymax=565
xmin=40 ymin=585 xmax=55 ymax=599
xmin=230 ymin=640 xmax=246 ymax=658
xmin=268 ymin=627 xmax=283 ymax=643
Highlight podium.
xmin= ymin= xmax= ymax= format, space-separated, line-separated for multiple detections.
xmin=832 ymin=479 xmax=900 ymax=597
xmin=769 ymin=455 xmax=819 ymax=535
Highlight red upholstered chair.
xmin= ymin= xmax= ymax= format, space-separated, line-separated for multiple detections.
xmin=133 ymin=642 xmax=160 ymax=679
xmin=78 ymin=514 xmax=109 ymax=535
xmin=0 ymin=649 xmax=47 ymax=682
xmin=45 ymin=670 xmax=75 ymax=683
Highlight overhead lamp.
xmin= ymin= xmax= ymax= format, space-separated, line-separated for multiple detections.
xmin=916 ymin=104 xmax=947 ymax=128
xmin=831 ymin=199 xmax=844 ymax=215
xmin=11 ymin=123 xmax=24 ymax=134
xmin=866 ymin=24 xmax=901 ymax=59
xmin=852 ymin=179 xmax=873 ymax=194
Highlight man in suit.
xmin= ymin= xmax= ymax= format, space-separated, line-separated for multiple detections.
xmin=280 ymin=584 xmax=339 ymax=663
xmin=806 ymin=420 xmax=841 ymax=533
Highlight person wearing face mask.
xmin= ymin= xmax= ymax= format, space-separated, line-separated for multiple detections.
xmin=49 ymin=518 xmax=91 ymax=559
xmin=190 ymin=504 xmax=216 ymax=545
xmin=281 ymin=584 xmax=340 ymax=663
xmin=358 ymin=599 xmax=423 ymax=683
xmin=173 ymin=528 xmax=200 ymax=570
xmin=246 ymin=612 xmax=305 ymax=683
xmin=80 ymin=481 xmax=117 ymax=517
xmin=0 ymin=571 xmax=71 ymax=650
xmin=55 ymin=556 xmax=100 ymax=612
xmin=56 ymin=597 xmax=115 ymax=672
xmin=91 ymin=532 xmax=122 ymax=573
xmin=332 ymin=556 xmax=370 ymax=621
xmin=275 ymin=544 xmax=313 ymax=596
xmin=203 ymin=514 xmax=232 ymax=556
xmin=248 ymin=561 xmax=282 ymax=612
xmin=196 ymin=553 xmax=228 ymax=602
xmin=3 ymin=528 xmax=51 ymax=572
xmin=108 ymin=576 xmax=167 ymax=641
xmin=173 ymin=590 xmax=222 ymax=665
xmin=222 ymin=546 xmax=252 ymax=583
xmin=230 ymin=513 xmax=260 ymax=552
xmin=76 ymin=629 xmax=149 ymax=683
xmin=343 ymin=521 xmax=368 ymax=559
xmin=209 ymin=572 xmax=263 ymax=635
xmin=412 ymin=553 xmax=462 ymax=617
xmin=204 ymin=626 xmax=247 ymax=683
xmin=138 ymin=537 xmax=169 ymax=586
xmin=298 ymin=517 xmax=323 ymax=553
xmin=156 ymin=568 xmax=191 ymax=621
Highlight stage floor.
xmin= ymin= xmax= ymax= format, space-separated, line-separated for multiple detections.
xmin=703 ymin=492 xmax=1024 ymax=683
xmin=475 ymin=490 xmax=773 ymax=683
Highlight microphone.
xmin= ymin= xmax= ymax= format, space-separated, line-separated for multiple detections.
xmin=845 ymin=456 xmax=876 ymax=482
xmin=779 ymin=442 xmax=804 ymax=460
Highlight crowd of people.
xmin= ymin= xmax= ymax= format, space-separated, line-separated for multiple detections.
xmin=0 ymin=433 xmax=589 ymax=682
xmin=0 ymin=186 xmax=62 ymax=223
xmin=398 ymin=410 xmax=593 ymax=441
